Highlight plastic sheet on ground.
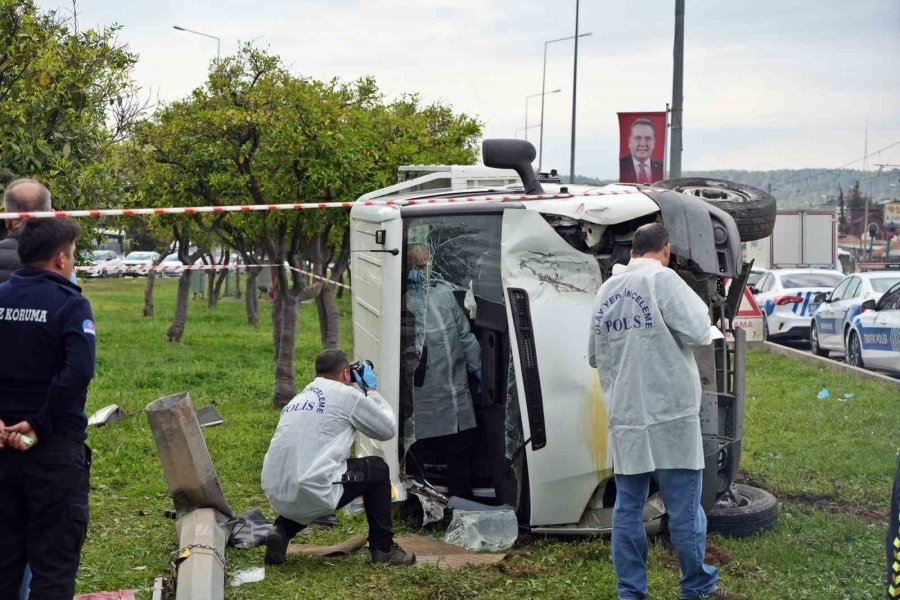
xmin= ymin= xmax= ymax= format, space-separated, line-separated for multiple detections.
xmin=225 ymin=507 xmax=272 ymax=548
xmin=396 ymin=535 xmax=507 ymax=570
xmin=410 ymin=491 xmax=446 ymax=526
xmin=443 ymin=509 xmax=518 ymax=552
xmin=230 ymin=567 xmax=265 ymax=587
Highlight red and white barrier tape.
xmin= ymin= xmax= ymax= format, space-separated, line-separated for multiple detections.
xmin=77 ymin=263 xmax=351 ymax=289
xmin=0 ymin=187 xmax=658 ymax=220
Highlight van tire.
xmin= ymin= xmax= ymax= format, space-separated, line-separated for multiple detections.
xmin=654 ymin=178 xmax=776 ymax=242
xmin=707 ymin=484 xmax=778 ymax=537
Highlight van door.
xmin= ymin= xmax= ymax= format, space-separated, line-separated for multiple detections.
xmin=501 ymin=209 xmax=608 ymax=527
xmin=350 ymin=206 xmax=404 ymax=497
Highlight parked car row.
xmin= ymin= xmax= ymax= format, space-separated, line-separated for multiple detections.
xmin=751 ymin=266 xmax=900 ymax=377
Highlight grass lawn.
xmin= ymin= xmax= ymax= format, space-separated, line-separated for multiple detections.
xmin=67 ymin=278 xmax=896 ymax=599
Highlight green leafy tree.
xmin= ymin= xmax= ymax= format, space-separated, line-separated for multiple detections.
xmin=0 ymin=0 xmax=142 ymax=215
xmin=130 ymin=45 xmax=481 ymax=407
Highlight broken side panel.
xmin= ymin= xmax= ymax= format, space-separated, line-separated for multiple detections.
xmin=501 ymin=209 xmax=610 ymax=527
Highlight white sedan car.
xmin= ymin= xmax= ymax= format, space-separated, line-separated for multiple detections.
xmin=753 ymin=268 xmax=844 ymax=341
xmin=811 ymin=271 xmax=900 ymax=357
xmin=845 ymin=281 xmax=900 ymax=376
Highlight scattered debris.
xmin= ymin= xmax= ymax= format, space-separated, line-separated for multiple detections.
xmin=230 ymin=567 xmax=265 ymax=587
xmin=444 ymin=509 xmax=519 ymax=552
xmin=342 ymin=497 xmax=365 ymax=514
xmin=288 ymin=534 xmax=368 ymax=557
xmin=840 ymin=392 xmax=855 ymax=401
xmin=409 ymin=491 xmax=446 ymax=526
xmin=87 ymin=404 xmax=124 ymax=427
xmin=151 ymin=577 xmax=164 ymax=600
xmin=817 ymin=387 xmax=830 ymax=399
xmin=195 ymin=404 xmax=223 ymax=427
xmin=74 ymin=592 xmax=136 ymax=600
xmin=225 ymin=507 xmax=272 ymax=548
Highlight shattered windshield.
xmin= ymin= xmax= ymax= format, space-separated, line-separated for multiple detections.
xmin=400 ymin=214 xmax=503 ymax=456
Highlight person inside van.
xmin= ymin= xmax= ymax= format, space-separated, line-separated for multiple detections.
xmin=405 ymin=244 xmax=482 ymax=498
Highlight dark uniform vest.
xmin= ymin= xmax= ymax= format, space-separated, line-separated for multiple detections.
xmin=0 ymin=268 xmax=95 ymax=439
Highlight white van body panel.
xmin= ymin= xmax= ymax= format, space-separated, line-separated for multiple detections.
xmin=501 ymin=209 xmax=609 ymax=526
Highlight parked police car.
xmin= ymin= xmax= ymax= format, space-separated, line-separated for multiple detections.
xmin=811 ymin=271 xmax=900 ymax=357
xmin=752 ymin=268 xmax=843 ymax=341
xmin=845 ymin=281 xmax=900 ymax=376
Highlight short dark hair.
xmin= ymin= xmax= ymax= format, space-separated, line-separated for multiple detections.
xmin=632 ymin=223 xmax=669 ymax=256
xmin=315 ymin=349 xmax=350 ymax=377
xmin=17 ymin=218 xmax=81 ymax=266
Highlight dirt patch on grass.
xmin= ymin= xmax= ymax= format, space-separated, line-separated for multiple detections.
xmin=736 ymin=471 xmax=888 ymax=521
xmin=659 ymin=538 xmax=732 ymax=571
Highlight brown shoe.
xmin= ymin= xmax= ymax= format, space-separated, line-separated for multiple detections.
xmin=370 ymin=542 xmax=416 ymax=566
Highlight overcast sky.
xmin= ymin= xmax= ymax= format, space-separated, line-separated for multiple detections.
xmin=37 ymin=0 xmax=900 ymax=178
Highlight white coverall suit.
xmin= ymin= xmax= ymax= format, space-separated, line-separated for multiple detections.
xmin=261 ymin=377 xmax=396 ymax=525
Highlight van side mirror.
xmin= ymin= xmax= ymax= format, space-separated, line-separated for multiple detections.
xmin=814 ymin=292 xmax=828 ymax=304
xmin=482 ymin=139 xmax=544 ymax=195
xmin=862 ymin=299 xmax=877 ymax=312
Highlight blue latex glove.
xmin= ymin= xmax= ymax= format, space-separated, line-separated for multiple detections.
xmin=473 ymin=368 xmax=482 ymax=395
xmin=353 ymin=362 xmax=378 ymax=391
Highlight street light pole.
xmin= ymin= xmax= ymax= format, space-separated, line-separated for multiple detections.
xmin=569 ymin=0 xmax=580 ymax=184
xmin=526 ymin=89 xmax=561 ymax=145
xmin=173 ymin=25 xmax=221 ymax=59
xmin=539 ymin=32 xmax=592 ymax=172
xmin=669 ymin=0 xmax=685 ymax=178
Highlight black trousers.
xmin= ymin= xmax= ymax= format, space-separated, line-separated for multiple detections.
xmin=431 ymin=427 xmax=476 ymax=499
xmin=0 ymin=434 xmax=91 ymax=600
xmin=275 ymin=456 xmax=393 ymax=552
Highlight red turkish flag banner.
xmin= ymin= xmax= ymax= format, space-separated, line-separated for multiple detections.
xmin=617 ymin=112 xmax=667 ymax=184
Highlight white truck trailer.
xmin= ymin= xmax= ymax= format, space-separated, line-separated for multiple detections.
xmin=744 ymin=208 xmax=840 ymax=271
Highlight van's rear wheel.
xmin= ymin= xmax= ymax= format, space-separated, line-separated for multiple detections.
xmin=654 ymin=178 xmax=776 ymax=242
xmin=707 ymin=484 xmax=778 ymax=537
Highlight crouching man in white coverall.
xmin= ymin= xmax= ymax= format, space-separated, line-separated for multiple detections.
xmin=588 ymin=224 xmax=745 ymax=600
xmin=261 ymin=350 xmax=415 ymax=566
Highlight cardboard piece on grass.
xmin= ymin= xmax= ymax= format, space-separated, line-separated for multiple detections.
xmin=74 ymin=592 xmax=136 ymax=600
xmin=395 ymin=535 xmax=507 ymax=570
xmin=287 ymin=534 xmax=368 ymax=556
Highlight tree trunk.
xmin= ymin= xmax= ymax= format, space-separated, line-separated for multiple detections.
xmin=316 ymin=282 xmax=341 ymax=350
xmin=206 ymin=270 xmax=216 ymax=308
xmin=235 ymin=272 xmax=242 ymax=299
xmin=167 ymin=271 xmax=192 ymax=342
xmin=272 ymin=291 xmax=300 ymax=408
xmin=245 ymin=268 xmax=260 ymax=326
xmin=210 ymin=267 xmax=228 ymax=308
xmin=337 ymin=267 xmax=349 ymax=299
xmin=143 ymin=270 xmax=157 ymax=317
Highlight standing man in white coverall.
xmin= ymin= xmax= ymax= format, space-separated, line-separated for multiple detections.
xmin=261 ymin=350 xmax=415 ymax=567
xmin=588 ymin=224 xmax=745 ymax=600
xmin=405 ymin=244 xmax=481 ymax=498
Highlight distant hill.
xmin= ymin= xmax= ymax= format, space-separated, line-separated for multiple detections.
xmin=571 ymin=168 xmax=900 ymax=209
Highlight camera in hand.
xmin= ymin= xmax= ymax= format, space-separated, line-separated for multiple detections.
xmin=350 ymin=359 xmax=374 ymax=380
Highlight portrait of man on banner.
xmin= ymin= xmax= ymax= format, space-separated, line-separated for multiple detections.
xmin=617 ymin=112 xmax=666 ymax=184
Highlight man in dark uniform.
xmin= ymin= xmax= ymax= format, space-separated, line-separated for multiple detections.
xmin=0 ymin=178 xmax=53 ymax=283
xmin=0 ymin=217 xmax=96 ymax=599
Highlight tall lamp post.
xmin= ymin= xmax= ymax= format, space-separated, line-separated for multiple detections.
xmin=539 ymin=32 xmax=591 ymax=172
xmin=669 ymin=0 xmax=685 ymax=178
xmin=526 ymin=89 xmax=561 ymax=145
xmin=569 ymin=0 xmax=581 ymax=184
xmin=173 ymin=25 xmax=221 ymax=59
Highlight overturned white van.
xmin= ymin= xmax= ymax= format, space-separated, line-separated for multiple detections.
xmin=350 ymin=140 xmax=777 ymax=536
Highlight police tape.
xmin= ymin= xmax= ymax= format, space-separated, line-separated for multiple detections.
xmin=76 ymin=263 xmax=351 ymax=289
xmin=0 ymin=187 xmax=661 ymax=220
